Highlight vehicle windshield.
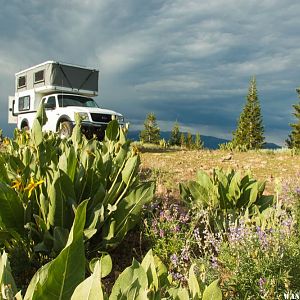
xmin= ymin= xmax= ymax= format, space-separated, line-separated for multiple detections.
xmin=58 ymin=95 xmax=98 ymax=108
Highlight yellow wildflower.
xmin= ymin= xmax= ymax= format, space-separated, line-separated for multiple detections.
xmin=24 ymin=177 xmax=44 ymax=198
xmin=3 ymin=138 xmax=10 ymax=145
xmin=131 ymin=145 xmax=139 ymax=156
xmin=11 ymin=177 xmax=23 ymax=191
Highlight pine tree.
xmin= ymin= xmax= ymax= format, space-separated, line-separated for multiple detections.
xmin=186 ymin=131 xmax=193 ymax=149
xmin=169 ymin=121 xmax=181 ymax=146
xmin=180 ymin=132 xmax=186 ymax=148
xmin=286 ymin=88 xmax=300 ymax=148
xmin=194 ymin=132 xmax=204 ymax=150
xmin=232 ymin=76 xmax=265 ymax=150
xmin=139 ymin=112 xmax=160 ymax=144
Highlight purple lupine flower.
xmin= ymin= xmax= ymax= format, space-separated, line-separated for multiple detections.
xmin=281 ymin=217 xmax=293 ymax=236
xmin=211 ymin=256 xmax=218 ymax=268
xmin=159 ymin=229 xmax=165 ymax=238
xmin=173 ymin=225 xmax=180 ymax=233
xmin=152 ymin=219 xmax=158 ymax=234
xmin=181 ymin=245 xmax=190 ymax=262
xmin=170 ymin=271 xmax=184 ymax=281
xmin=170 ymin=254 xmax=178 ymax=267
xmin=165 ymin=210 xmax=173 ymax=222
xmin=256 ymin=226 xmax=268 ymax=249
xmin=159 ymin=211 xmax=165 ymax=221
xmin=258 ymin=277 xmax=267 ymax=295
xmin=194 ymin=227 xmax=201 ymax=242
xmin=179 ymin=213 xmax=190 ymax=224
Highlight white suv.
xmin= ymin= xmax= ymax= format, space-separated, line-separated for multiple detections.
xmin=40 ymin=93 xmax=124 ymax=139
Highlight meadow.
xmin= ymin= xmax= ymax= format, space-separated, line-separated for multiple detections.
xmin=140 ymin=146 xmax=300 ymax=195
xmin=0 ymin=112 xmax=299 ymax=299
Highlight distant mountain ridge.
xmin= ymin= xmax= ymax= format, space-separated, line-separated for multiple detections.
xmin=127 ymin=130 xmax=280 ymax=150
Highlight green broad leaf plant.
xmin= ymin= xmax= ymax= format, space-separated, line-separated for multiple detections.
xmin=0 ymin=103 xmax=155 ymax=266
xmin=0 ymin=246 xmax=222 ymax=299
xmin=179 ymin=169 xmax=273 ymax=230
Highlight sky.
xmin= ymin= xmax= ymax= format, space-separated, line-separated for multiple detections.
xmin=1 ymin=0 xmax=300 ymax=145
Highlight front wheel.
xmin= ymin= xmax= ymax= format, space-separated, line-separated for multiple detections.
xmin=59 ymin=121 xmax=73 ymax=139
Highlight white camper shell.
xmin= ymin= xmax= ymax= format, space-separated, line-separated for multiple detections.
xmin=8 ymin=61 xmax=124 ymax=139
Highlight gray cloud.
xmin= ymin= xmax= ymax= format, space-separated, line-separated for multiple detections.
xmin=0 ymin=0 xmax=299 ymax=146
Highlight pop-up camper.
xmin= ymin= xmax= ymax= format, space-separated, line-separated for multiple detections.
xmin=8 ymin=61 xmax=124 ymax=139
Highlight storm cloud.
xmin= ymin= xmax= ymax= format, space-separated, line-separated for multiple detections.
xmin=1 ymin=0 xmax=300 ymax=145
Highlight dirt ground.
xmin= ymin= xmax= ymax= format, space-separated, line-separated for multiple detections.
xmin=140 ymin=149 xmax=300 ymax=197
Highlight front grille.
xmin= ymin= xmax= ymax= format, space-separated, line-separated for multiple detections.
xmin=90 ymin=113 xmax=112 ymax=123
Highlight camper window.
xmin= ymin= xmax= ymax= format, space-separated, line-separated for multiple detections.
xmin=34 ymin=70 xmax=45 ymax=83
xmin=18 ymin=76 xmax=26 ymax=88
xmin=18 ymin=95 xmax=30 ymax=111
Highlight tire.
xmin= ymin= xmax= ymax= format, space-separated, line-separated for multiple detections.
xmin=21 ymin=123 xmax=29 ymax=131
xmin=59 ymin=121 xmax=73 ymax=139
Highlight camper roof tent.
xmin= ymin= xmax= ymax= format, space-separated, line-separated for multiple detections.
xmin=15 ymin=61 xmax=99 ymax=97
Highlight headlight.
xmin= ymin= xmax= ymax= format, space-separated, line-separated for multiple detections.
xmin=77 ymin=112 xmax=89 ymax=121
xmin=116 ymin=115 xmax=124 ymax=123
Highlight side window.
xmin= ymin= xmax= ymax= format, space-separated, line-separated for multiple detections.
xmin=18 ymin=95 xmax=30 ymax=111
xmin=34 ymin=70 xmax=45 ymax=83
xmin=18 ymin=76 xmax=26 ymax=88
xmin=46 ymin=96 xmax=56 ymax=108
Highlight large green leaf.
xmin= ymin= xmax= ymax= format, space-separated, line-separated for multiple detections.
xmin=47 ymin=170 xmax=75 ymax=229
xmin=24 ymin=200 xmax=87 ymax=300
xmin=141 ymin=250 xmax=159 ymax=291
xmin=89 ymin=252 xmax=112 ymax=278
xmin=31 ymin=119 xmax=43 ymax=147
xmin=105 ymin=120 xmax=119 ymax=141
xmin=256 ymin=195 xmax=274 ymax=212
xmin=71 ymin=113 xmax=83 ymax=147
xmin=247 ymin=182 xmax=259 ymax=207
xmin=35 ymin=103 xmax=48 ymax=126
xmin=227 ymin=172 xmax=241 ymax=205
xmin=153 ymin=255 xmax=169 ymax=288
xmin=0 ymin=183 xmax=24 ymax=233
xmin=202 ymin=279 xmax=222 ymax=300
xmin=71 ymin=261 xmax=104 ymax=300
xmin=58 ymin=147 xmax=77 ymax=182
xmin=187 ymin=181 xmax=210 ymax=208
xmin=109 ymin=259 xmax=148 ymax=300
xmin=188 ymin=264 xmax=200 ymax=299
xmin=121 ymin=156 xmax=139 ymax=185
xmin=179 ymin=182 xmax=190 ymax=203
xmin=0 ymin=251 xmax=18 ymax=297
xmin=0 ymin=156 xmax=10 ymax=184
xmin=196 ymin=170 xmax=214 ymax=190
xmin=167 ymin=287 xmax=189 ymax=300
xmin=53 ymin=227 xmax=69 ymax=253
xmin=102 ymin=182 xmax=155 ymax=248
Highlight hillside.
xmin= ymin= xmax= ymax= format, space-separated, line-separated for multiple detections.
xmin=127 ymin=130 xmax=280 ymax=149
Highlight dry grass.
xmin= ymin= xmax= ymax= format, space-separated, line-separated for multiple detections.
xmin=140 ymin=148 xmax=300 ymax=197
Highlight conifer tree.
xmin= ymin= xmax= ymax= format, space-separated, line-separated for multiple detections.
xmin=186 ymin=131 xmax=193 ymax=149
xmin=194 ymin=132 xmax=204 ymax=150
xmin=232 ymin=77 xmax=265 ymax=150
xmin=180 ymin=132 xmax=186 ymax=148
xmin=169 ymin=121 xmax=181 ymax=146
xmin=139 ymin=112 xmax=160 ymax=144
xmin=286 ymin=88 xmax=300 ymax=149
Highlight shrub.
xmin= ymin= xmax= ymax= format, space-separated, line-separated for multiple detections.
xmin=218 ymin=141 xmax=248 ymax=152
xmin=179 ymin=169 xmax=273 ymax=232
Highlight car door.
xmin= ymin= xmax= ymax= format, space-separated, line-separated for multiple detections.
xmin=43 ymin=96 xmax=58 ymax=132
